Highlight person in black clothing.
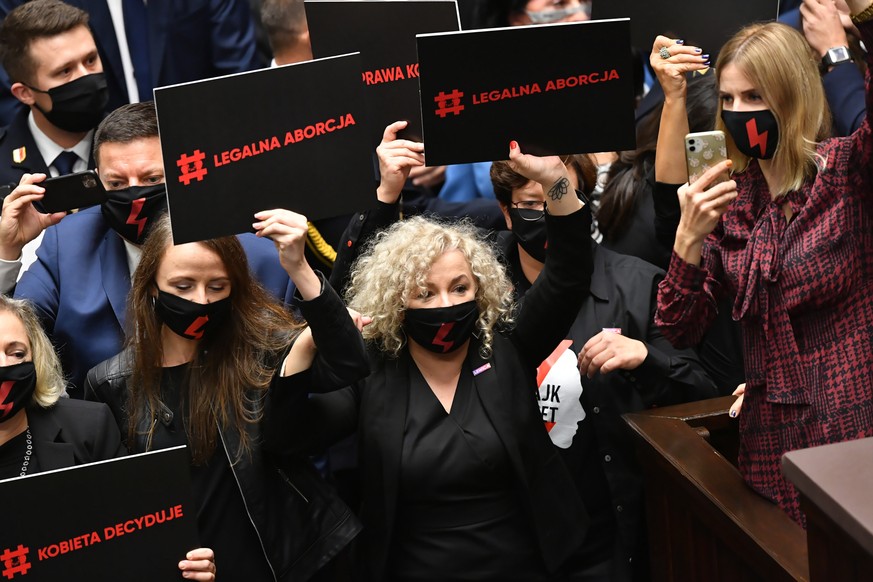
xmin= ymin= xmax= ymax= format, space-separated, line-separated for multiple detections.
xmin=0 ymin=294 xmax=217 ymax=579
xmin=281 ymin=121 xmax=592 ymax=581
xmin=85 ymin=212 xmax=368 ymax=581
xmin=491 ymin=157 xmax=718 ymax=581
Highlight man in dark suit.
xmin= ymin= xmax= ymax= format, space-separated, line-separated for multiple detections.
xmin=0 ymin=1 xmax=105 ymax=197
xmin=0 ymin=0 xmax=264 ymax=124
xmin=0 ymin=102 xmax=295 ymax=394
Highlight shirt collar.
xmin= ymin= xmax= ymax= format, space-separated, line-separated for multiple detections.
xmin=27 ymin=110 xmax=93 ymax=168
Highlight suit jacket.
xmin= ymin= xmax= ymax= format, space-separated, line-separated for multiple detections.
xmin=0 ymin=0 xmax=263 ymax=122
xmin=27 ymin=398 xmax=126 ymax=470
xmin=14 ymin=206 xmax=295 ymax=393
xmin=281 ymin=205 xmax=595 ymax=580
xmin=0 ymin=108 xmax=96 ymax=199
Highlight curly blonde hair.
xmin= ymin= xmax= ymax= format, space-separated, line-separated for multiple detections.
xmin=346 ymin=216 xmax=515 ymax=358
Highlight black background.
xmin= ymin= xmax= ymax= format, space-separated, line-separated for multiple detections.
xmin=418 ymin=19 xmax=637 ymax=166
xmin=0 ymin=447 xmax=197 ymax=582
xmin=307 ymin=0 xmax=461 ymax=146
xmin=155 ymin=54 xmax=376 ymax=244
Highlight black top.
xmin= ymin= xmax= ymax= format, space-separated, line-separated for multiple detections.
xmin=161 ymin=365 xmax=274 ymax=582
xmin=390 ymin=363 xmax=546 ymax=581
xmin=0 ymin=428 xmax=40 ymax=480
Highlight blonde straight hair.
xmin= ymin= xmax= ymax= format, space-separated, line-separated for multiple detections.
xmin=714 ymin=22 xmax=832 ymax=196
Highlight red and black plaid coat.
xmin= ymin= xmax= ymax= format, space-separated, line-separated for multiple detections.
xmin=656 ymin=21 xmax=873 ymax=526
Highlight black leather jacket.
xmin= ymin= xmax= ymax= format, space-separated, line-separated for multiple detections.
xmin=85 ymin=280 xmax=368 ymax=581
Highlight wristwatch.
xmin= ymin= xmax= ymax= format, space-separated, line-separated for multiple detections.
xmin=821 ymin=46 xmax=853 ymax=72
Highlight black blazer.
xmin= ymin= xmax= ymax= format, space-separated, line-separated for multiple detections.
xmin=277 ymin=205 xmax=595 ymax=580
xmin=27 ymin=398 xmax=125 ymax=471
xmin=0 ymin=108 xmax=97 ymax=201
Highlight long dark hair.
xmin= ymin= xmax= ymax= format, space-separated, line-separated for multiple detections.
xmin=126 ymin=214 xmax=302 ymax=464
xmin=598 ymin=71 xmax=717 ymax=239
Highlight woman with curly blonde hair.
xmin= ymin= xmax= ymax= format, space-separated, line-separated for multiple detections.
xmin=346 ymin=215 xmax=513 ymax=360
xmin=280 ymin=121 xmax=594 ymax=581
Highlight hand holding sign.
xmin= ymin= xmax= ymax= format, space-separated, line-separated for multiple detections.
xmin=507 ymin=141 xmax=582 ymax=216
xmin=375 ymin=121 xmax=424 ymax=204
xmin=253 ymin=209 xmax=321 ymax=300
xmin=650 ymin=35 xmax=710 ymax=100
xmin=178 ymin=547 xmax=216 ymax=581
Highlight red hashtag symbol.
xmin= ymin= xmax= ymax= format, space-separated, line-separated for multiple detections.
xmin=1 ymin=545 xmax=31 ymax=579
xmin=434 ymin=90 xmax=464 ymax=117
xmin=176 ymin=150 xmax=208 ymax=186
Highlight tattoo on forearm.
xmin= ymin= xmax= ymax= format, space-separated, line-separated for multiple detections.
xmin=547 ymin=177 xmax=569 ymax=202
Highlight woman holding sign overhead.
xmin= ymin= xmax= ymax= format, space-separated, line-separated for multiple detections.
xmin=652 ymin=0 xmax=873 ymax=526
xmin=274 ymin=121 xmax=593 ymax=581
xmin=85 ymin=211 xmax=370 ymax=581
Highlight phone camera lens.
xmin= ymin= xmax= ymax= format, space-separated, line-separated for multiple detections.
xmin=689 ymin=146 xmax=697 ymax=152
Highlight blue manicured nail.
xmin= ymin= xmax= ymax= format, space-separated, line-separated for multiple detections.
xmin=702 ymin=54 xmax=710 ymax=59
xmin=729 ymin=410 xmax=737 ymax=418
xmin=695 ymin=47 xmax=702 ymax=53
xmin=676 ymin=39 xmax=685 ymax=44
xmin=704 ymin=61 xmax=711 ymax=67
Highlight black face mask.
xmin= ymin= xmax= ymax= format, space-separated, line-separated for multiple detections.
xmin=404 ymin=300 xmax=479 ymax=354
xmin=102 ymin=184 xmax=168 ymax=245
xmin=28 ymin=73 xmax=109 ymax=133
xmin=154 ymin=291 xmax=232 ymax=341
xmin=721 ymin=109 xmax=780 ymax=160
xmin=0 ymin=362 xmax=37 ymax=424
xmin=508 ymin=208 xmax=547 ymax=263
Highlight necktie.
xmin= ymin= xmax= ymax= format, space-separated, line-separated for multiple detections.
xmin=52 ymin=151 xmax=79 ymax=176
xmin=122 ymin=0 xmax=153 ymax=100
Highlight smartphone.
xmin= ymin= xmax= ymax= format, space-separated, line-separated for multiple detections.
xmin=685 ymin=131 xmax=729 ymax=185
xmin=40 ymin=170 xmax=107 ymax=213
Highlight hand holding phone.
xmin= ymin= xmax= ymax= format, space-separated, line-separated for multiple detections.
xmin=40 ymin=170 xmax=107 ymax=213
xmin=685 ymin=131 xmax=729 ymax=186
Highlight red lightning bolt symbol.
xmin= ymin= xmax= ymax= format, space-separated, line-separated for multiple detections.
xmin=184 ymin=315 xmax=209 ymax=340
xmin=745 ymin=118 xmax=768 ymax=157
xmin=0 ymin=380 xmax=16 ymax=419
xmin=431 ymin=322 xmax=455 ymax=353
xmin=125 ymin=197 xmax=148 ymax=238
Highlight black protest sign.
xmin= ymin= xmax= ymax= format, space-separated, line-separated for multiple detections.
xmin=154 ymin=53 xmax=375 ymax=244
xmin=592 ymin=0 xmax=780 ymax=58
xmin=306 ymin=0 xmax=460 ymax=147
xmin=0 ymin=446 xmax=196 ymax=582
xmin=418 ymin=19 xmax=636 ymax=166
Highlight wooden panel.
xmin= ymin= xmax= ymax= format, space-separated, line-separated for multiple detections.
xmin=624 ymin=396 xmax=809 ymax=582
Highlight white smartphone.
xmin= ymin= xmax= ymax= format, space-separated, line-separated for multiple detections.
xmin=685 ymin=130 xmax=729 ymax=185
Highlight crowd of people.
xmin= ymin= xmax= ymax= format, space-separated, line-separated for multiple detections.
xmin=0 ymin=0 xmax=872 ymax=580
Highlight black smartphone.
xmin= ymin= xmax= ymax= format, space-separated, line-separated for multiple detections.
xmin=40 ymin=170 xmax=108 ymax=213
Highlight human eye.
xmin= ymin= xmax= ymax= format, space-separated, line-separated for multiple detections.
xmin=748 ymin=92 xmax=763 ymax=102
xmin=145 ymin=175 xmax=164 ymax=185
xmin=719 ymin=93 xmax=733 ymax=104
xmin=8 ymin=350 xmax=27 ymax=361
xmin=106 ymin=181 xmax=125 ymax=190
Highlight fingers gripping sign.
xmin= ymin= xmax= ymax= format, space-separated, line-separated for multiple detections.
xmin=649 ymin=36 xmax=710 ymax=99
xmin=376 ymin=120 xmax=425 ymax=203
xmin=253 ymin=208 xmax=321 ymax=300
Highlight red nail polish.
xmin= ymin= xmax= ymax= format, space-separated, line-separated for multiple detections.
xmin=509 ymin=140 xmax=518 ymax=150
